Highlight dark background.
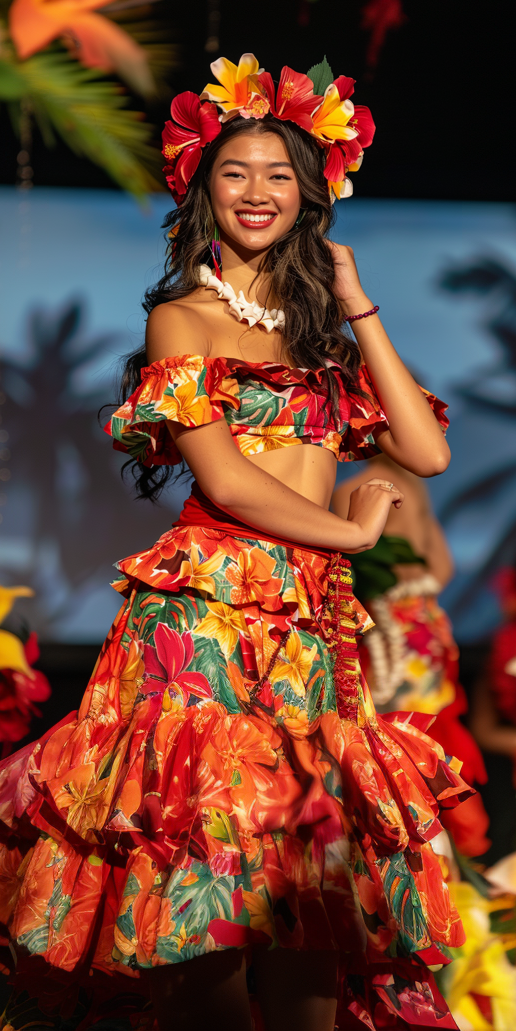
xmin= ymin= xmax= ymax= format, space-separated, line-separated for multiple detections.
xmin=1 ymin=0 xmax=515 ymax=201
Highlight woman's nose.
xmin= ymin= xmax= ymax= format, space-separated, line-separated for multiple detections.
xmin=241 ymin=176 xmax=269 ymax=205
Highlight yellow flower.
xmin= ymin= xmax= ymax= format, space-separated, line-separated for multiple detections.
xmin=0 ymin=584 xmax=33 ymax=625
xmin=269 ymin=631 xmax=317 ymax=697
xmin=154 ymin=379 xmax=211 ymax=426
xmin=241 ymin=889 xmax=275 ymax=939
xmin=236 ymin=426 xmax=299 ymax=457
xmin=311 ymin=85 xmax=360 ymax=143
xmin=179 ymin=545 xmax=223 ymax=594
xmin=194 ymin=601 xmax=247 ymax=658
xmin=201 ymin=54 xmax=266 ymax=120
xmin=0 ymin=629 xmax=34 ymax=677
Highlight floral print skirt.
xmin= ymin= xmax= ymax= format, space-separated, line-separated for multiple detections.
xmin=0 ymin=520 xmax=471 ymax=1029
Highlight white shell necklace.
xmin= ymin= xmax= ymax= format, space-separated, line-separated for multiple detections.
xmin=198 ymin=265 xmax=285 ymax=334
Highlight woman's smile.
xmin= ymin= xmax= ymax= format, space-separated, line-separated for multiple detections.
xmin=234 ymin=210 xmax=278 ymax=228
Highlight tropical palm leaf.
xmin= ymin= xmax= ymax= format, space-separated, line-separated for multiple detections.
xmin=1 ymin=45 xmax=164 ymax=198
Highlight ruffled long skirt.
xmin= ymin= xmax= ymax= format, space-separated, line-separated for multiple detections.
xmin=0 ymin=518 xmax=472 ymax=1029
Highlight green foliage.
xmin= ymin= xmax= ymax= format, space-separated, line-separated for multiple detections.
xmin=307 ymin=56 xmax=334 ymax=95
xmin=0 ymin=45 xmax=163 ymax=198
xmin=0 ymin=0 xmax=172 ymax=200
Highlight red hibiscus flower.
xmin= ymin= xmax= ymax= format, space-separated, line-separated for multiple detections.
xmin=257 ymin=66 xmax=322 ymax=133
xmin=0 ymin=632 xmax=51 ymax=747
xmin=162 ymin=91 xmax=221 ymax=203
xmin=144 ymin=623 xmax=212 ymax=707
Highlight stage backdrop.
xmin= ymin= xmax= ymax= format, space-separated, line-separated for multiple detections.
xmin=1 ymin=187 xmax=516 ymax=643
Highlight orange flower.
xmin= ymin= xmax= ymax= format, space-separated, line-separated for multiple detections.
xmin=276 ymin=704 xmax=310 ymax=738
xmin=49 ymin=758 xmax=117 ymax=835
xmin=194 ymin=601 xmax=248 ymax=658
xmin=210 ymin=716 xmax=278 ymax=776
xmin=201 ymin=54 xmax=268 ymax=121
xmin=9 ymin=0 xmax=153 ymax=96
xmin=119 ymin=637 xmax=144 ymax=720
xmin=225 ymin=547 xmax=283 ymax=608
xmin=269 ymin=632 xmax=318 ymax=697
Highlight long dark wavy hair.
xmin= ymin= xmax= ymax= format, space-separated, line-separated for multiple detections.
xmin=120 ymin=114 xmax=362 ymax=500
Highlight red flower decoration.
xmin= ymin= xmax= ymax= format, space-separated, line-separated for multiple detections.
xmin=162 ymin=91 xmax=221 ymax=203
xmin=144 ymin=624 xmax=212 ymax=706
xmin=258 ymin=66 xmax=322 ymax=132
xmin=322 ymin=77 xmax=375 ymax=196
xmin=0 ymin=632 xmax=51 ymax=746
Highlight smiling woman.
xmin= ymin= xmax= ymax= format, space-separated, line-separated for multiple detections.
xmin=0 ymin=53 xmax=461 ymax=1031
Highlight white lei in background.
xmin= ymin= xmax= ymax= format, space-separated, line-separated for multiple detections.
xmin=366 ymin=573 xmax=442 ymax=706
xmin=198 ymin=265 xmax=285 ymax=334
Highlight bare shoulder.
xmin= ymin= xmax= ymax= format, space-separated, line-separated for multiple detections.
xmin=145 ymin=291 xmax=211 ymax=363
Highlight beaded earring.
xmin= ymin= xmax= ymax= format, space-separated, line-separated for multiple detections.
xmin=294 ymin=209 xmax=306 ymax=229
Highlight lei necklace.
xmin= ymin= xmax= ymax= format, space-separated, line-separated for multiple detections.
xmin=162 ymin=54 xmax=375 ymax=205
xmin=198 ymin=265 xmax=285 ymax=333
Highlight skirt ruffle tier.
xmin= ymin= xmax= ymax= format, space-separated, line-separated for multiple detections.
xmin=0 ymin=520 xmax=472 ymax=1029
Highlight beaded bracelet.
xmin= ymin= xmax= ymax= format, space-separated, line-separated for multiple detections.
xmin=343 ymin=305 xmax=379 ymax=323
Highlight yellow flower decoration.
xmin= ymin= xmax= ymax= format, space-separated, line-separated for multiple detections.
xmin=269 ymin=631 xmax=318 ymax=698
xmin=311 ymin=84 xmax=360 ymax=144
xmin=0 ymin=584 xmax=33 ymax=626
xmin=179 ymin=545 xmax=223 ymax=594
xmin=201 ymin=54 xmax=266 ymax=120
xmin=194 ymin=600 xmax=248 ymax=658
xmin=241 ymin=889 xmax=275 ymax=939
xmin=154 ymin=379 xmax=211 ymax=427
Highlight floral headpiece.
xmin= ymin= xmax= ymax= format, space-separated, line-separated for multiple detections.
xmin=162 ymin=55 xmax=375 ymax=205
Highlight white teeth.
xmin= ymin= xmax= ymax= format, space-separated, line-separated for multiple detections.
xmin=238 ymin=213 xmax=275 ymax=223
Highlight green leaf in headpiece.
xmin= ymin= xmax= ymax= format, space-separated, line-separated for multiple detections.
xmin=307 ymin=57 xmax=334 ymax=95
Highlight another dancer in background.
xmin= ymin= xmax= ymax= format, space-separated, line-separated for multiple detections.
xmin=332 ymin=455 xmax=490 ymax=858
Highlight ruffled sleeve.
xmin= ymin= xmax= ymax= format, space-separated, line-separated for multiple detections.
xmin=340 ymin=362 xmax=449 ymax=461
xmin=106 ymin=354 xmax=240 ymax=467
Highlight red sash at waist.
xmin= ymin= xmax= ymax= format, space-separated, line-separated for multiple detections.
xmin=175 ymin=481 xmax=339 ymax=561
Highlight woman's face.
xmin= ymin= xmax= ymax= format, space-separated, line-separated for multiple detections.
xmin=209 ymin=131 xmax=303 ymax=252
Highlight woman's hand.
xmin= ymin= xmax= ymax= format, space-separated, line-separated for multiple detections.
xmin=345 ymin=478 xmax=404 ymax=553
xmin=327 ymin=241 xmax=372 ymax=316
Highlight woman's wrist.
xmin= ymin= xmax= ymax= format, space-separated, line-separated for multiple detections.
xmin=338 ymin=293 xmax=374 ymax=318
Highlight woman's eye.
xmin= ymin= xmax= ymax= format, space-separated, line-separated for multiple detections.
xmin=271 ymin=174 xmax=291 ymax=180
xmin=223 ymin=172 xmax=244 ymax=179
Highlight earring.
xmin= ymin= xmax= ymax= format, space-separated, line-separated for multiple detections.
xmin=211 ymin=222 xmax=222 ymax=281
xmin=294 ymin=209 xmax=306 ymax=228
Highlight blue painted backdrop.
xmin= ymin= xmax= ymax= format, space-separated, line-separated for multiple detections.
xmin=1 ymin=187 xmax=515 ymax=642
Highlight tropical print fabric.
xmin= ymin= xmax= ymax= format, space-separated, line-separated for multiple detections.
xmin=107 ymin=353 xmax=449 ymax=468
xmin=0 ymin=360 xmax=465 ymax=1029
xmin=352 ymin=536 xmax=489 ymax=858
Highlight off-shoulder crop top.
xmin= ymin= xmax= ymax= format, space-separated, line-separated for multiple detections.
xmin=106 ymin=353 xmax=448 ymax=467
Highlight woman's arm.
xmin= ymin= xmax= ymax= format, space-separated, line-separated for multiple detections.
xmin=424 ymin=517 xmax=454 ymax=588
xmin=173 ymin=418 xmax=403 ymax=552
xmin=329 ymin=243 xmax=451 ymax=478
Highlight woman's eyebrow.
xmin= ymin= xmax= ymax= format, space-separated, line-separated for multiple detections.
xmin=219 ymin=159 xmax=293 ymax=169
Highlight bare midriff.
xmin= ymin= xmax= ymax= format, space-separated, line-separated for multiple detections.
xmin=246 ymin=444 xmax=337 ymax=509
xmin=164 ymin=299 xmax=340 ymax=508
